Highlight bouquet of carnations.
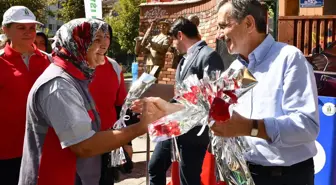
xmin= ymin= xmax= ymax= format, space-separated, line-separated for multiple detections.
xmin=110 ymin=72 xmax=157 ymax=167
xmin=148 ymin=61 xmax=257 ymax=185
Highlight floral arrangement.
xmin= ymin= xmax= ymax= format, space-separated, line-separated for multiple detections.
xmin=148 ymin=62 xmax=257 ymax=185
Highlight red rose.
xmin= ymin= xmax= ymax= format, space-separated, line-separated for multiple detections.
xmin=223 ymin=90 xmax=238 ymax=104
xmin=191 ymin=86 xmax=200 ymax=94
xmin=171 ymin=127 xmax=181 ymax=136
xmin=153 ymin=124 xmax=162 ymax=131
xmin=208 ymin=95 xmax=214 ymax=105
xmin=182 ymin=92 xmax=198 ymax=104
xmin=151 ymin=124 xmax=163 ymax=136
xmin=209 ymin=97 xmax=231 ymax=122
xmin=216 ymin=89 xmax=223 ymax=98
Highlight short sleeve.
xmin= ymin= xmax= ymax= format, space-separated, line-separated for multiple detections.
xmin=37 ymin=78 xmax=95 ymax=149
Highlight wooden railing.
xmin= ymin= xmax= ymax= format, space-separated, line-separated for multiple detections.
xmin=278 ymin=16 xmax=336 ymax=56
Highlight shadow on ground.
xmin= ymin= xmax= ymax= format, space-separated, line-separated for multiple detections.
xmin=117 ymin=161 xmax=148 ymax=181
xmin=115 ymin=160 xmax=171 ymax=184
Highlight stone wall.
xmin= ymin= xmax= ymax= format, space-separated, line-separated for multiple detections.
xmin=138 ymin=0 xmax=221 ymax=85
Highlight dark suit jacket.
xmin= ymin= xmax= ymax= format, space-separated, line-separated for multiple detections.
xmin=174 ymin=40 xmax=225 ymax=146
xmin=175 ymin=41 xmax=225 ymax=83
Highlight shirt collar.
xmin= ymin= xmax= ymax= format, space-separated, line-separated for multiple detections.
xmin=247 ymin=34 xmax=275 ymax=65
xmin=4 ymin=43 xmax=44 ymax=58
xmin=187 ymin=40 xmax=204 ymax=55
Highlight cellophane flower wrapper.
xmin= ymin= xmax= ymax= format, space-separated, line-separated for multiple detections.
xmin=148 ymin=62 xmax=257 ymax=184
xmin=171 ymin=137 xmax=181 ymax=162
xmin=110 ymin=73 xmax=156 ymax=167
xmin=110 ymin=147 xmax=126 ymax=167
xmin=148 ymin=61 xmax=257 ymax=141
xmin=211 ymin=135 xmax=255 ymax=185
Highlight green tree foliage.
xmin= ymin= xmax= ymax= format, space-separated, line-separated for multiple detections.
xmin=263 ymin=0 xmax=276 ymax=18
xmin=48 ymin=0 xmax=85 ymax=23
xmin=0 ymin=0 xmax=51 ymax=25
xmin=105 ymin=0 xmax=143 ymax=54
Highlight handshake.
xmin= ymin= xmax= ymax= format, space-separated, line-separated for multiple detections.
xmin=131 ymin=97 xmax=184 ymax=130
xmin=131 ymin=97 xmax=249 ymax=139
xmin=127 ymin=62 xmax=259 ymax=138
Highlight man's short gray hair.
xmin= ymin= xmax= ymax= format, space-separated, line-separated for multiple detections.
xmin=217 ymin=0 xmax=267 ymax=33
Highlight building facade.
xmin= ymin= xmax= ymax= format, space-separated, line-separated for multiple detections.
xmin=138 ymin=0 xmax=226 ymax=85
xmin=44 ymin=3 xmax=64 ymax=36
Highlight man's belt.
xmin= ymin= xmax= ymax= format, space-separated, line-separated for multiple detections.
xmin=247 ymin=158 xmax=314 ymax=177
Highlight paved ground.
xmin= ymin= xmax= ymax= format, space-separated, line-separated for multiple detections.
xmin=115 ymin=135 xmax=172 ymax=185
xmin=116 ymin=82 xmax=174 ymax=184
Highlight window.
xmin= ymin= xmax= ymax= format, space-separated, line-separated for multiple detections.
xmin=57 ymin=1 xmax=63 ymax=9
xmin=48 ymin=24 xmax=53 ymax=30
xmin=57 ymin=25 xmax=61 ymax=30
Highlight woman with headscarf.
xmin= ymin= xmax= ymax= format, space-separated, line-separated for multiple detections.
xmin=18 ymin=18 xmax=161 ymax=185
xmin=0 ymin=6 xmax=50 ymax=185
xmin=35 ymin=31 xmax=49 ymax=52
xmin=86 ymin=23 xmax=137 ymax=185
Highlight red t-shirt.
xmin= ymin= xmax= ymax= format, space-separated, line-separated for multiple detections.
xmin=89 ymin=57 xmax=127 ymax=131
xmin=0 ymin=43 xmax=50 ymax=159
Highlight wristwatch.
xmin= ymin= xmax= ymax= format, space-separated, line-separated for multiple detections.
xmin=250 ymin=120 xmax=259 ymax=137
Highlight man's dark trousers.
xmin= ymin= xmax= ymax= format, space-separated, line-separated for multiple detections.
xmin=149 ymin=126 xmax=209 ymax=185
xmin=249 ymin=158 xmax=315 ymax=185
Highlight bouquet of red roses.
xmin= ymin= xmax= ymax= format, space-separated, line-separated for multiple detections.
xmin=148 ymin=61 xmax=257 ymax=141
xmin=148 ymin=61 xmax=257 ymax=185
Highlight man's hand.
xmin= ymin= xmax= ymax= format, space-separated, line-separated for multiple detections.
xmin=148 ymin=97 xmax=185 ymax=115
xmin=210 ymin=111 xmax=252 ymax=137
xmin=210 ymin=111 xmax=271 ymax=140
xmin=131 ymin=97 xmax=184 ymax=120
xmin=137 ymin=98 xmax=162 ymax=130
xmin=131 ymin=97 xmax=186 ymax=133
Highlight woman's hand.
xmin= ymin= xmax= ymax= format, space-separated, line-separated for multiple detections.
xmin=131 ymin=99 xmax=144 ymax=114
xmin=132 ymin=97 xmax=185 ymax=121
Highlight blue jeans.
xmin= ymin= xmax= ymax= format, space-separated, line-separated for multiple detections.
xmin=149 ymin=126 xmax=209 ymax=185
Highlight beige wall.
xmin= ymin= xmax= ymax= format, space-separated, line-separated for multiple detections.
xmin=300 ymin=7 xmax=323 ymax=16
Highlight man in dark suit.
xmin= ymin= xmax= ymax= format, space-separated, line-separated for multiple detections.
xmin=148 ymin=17 xmax=225 ymax=185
